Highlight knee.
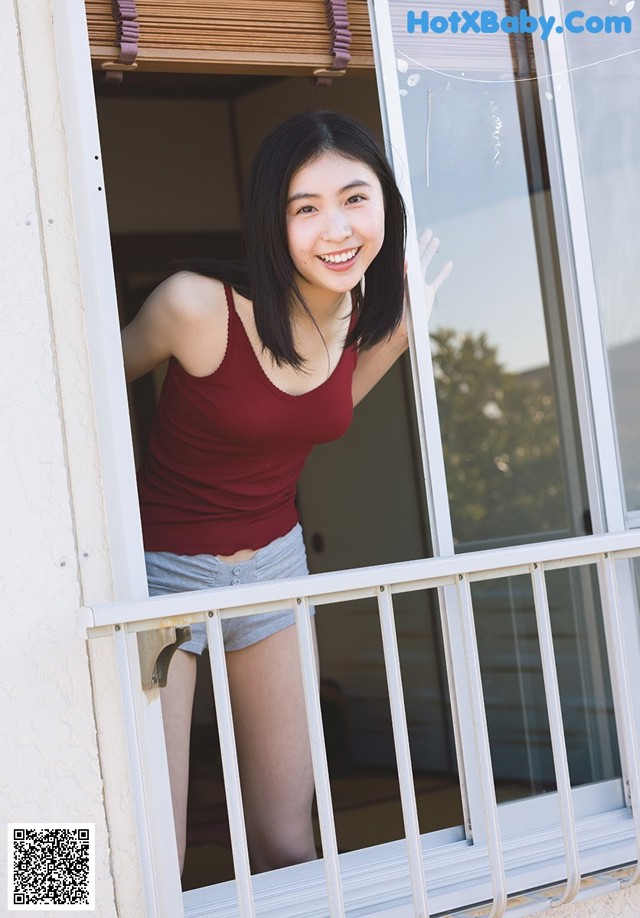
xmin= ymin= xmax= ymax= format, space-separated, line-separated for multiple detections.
xmin=249 ymin=827 xmax=317 ymax=873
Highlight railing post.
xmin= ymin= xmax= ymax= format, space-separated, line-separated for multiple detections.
xmin=530 ymin=563 xmax=581 ymax=905
xmin=455 ymin=575 xmax=508 ymax=918
xmin=598 ymin=555 xmax=640 ymax=887
xmin=377 ymin=585 xmax=430 ymax=917
xmin=113 ymin=626 xmax=185 ymax=917
xmin=294 ymin=596 xmax=345 ymax=917
xmin=205 ymin=611 xmax=255 ymax=917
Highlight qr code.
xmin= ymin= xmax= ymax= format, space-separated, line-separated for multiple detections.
xmin=8 ymin=824 xmax=95 ymax=911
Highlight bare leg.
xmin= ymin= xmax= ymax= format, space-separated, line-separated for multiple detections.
xmin=226 ymin=621 xmax=319 ymax=873
xmin=160 ymin=648 xmax=197 ymax=873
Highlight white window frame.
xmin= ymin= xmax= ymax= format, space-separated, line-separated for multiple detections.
xmin=53 ymin=4 xmax=184 ymax=915
xmin=87 ymin=532 xmax=640 ymax=918
xmin=370 ymin=0 xmax=640 ymax=835
xmin=53 ymin=0 xmax=640 ymax=914
xmin=530 ymin=0 xmax=640 ymax=803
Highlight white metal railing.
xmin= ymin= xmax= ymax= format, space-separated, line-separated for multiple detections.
xmin=85 ymin=529 xmax=640 ymax=917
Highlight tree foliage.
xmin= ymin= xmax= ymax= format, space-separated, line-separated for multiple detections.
xmin=431 ymin=328 xmax=568 ymax=546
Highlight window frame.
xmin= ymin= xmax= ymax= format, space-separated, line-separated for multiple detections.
xmin=54 ymin=0 xmax=640 ymax=914
xmin=370 ymin=0 xmax=640 ymax=837
xmin=53 ymin=4 xmax=184 ymax=915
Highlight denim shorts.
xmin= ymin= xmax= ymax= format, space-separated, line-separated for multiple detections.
xmin=144 ymin=523 xmax=314 ymax=653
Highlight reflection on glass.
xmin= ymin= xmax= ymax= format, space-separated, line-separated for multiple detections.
xmin=315 ymin=590 xmax=463 ymax=848
xmin=392 ymin=1 xmax=571 ymax=547
xmin=473 ymin=570 xmax=619 ymax=802
xmin=433 ymin=328 xmax=565 ymax=545
xmin=388 ymin=0 xmax=620 ymax=799
xmin=562 ymin=0 xmax=640 ymax=512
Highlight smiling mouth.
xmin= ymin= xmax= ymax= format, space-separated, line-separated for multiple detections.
xmin=318 ymin=247 xmax=360 ymax=265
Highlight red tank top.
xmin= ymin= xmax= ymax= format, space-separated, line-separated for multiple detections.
xmin=137 ymin=284 xmax=358 ymax=555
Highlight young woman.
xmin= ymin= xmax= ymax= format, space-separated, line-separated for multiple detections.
xmin=121 ymin=110 xmax=449 ymax=876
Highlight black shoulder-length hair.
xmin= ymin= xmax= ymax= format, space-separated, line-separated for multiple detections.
xmin=177 ymin=111 xmax=406 ymax=368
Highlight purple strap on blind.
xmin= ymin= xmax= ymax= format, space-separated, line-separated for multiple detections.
xmin=315 ymin=0 xmax=352 ymax=86
xmin=103 ymin=0 xmax=140 ymax=83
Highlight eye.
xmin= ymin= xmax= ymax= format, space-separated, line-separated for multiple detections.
xmin=295 ymin=204 xmax=317 ymax=215
xmin=347 ymin=193 xmax=366 ymax=205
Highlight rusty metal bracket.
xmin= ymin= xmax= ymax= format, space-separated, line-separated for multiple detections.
xmin=137 ymin=626 xmax=192 ymax=690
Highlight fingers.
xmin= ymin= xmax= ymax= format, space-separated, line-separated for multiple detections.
xmin=431 ymin=259 xmax=453 ymax=293
xmin=418 ymin=228 xmax=433 ymax=260
xmin=418 ymin=228 xmax=440 ymax=270
xmin=415 ymin=229 xmax=452 ymax=294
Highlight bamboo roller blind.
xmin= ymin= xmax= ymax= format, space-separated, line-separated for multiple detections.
xmin=85 ymin=0 xmax=374 ymax=75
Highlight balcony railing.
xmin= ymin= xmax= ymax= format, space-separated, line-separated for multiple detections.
xmin=83 ymin=529 xmax=640 ymax=918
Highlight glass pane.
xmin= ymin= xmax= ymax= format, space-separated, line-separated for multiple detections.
xmin=391 ymin=1 xmax=579 ymax=548
xmin=473 ymin=569 xmax=620 ymax=802
xmin=561 ymin=0 xmax=640 ymax=513
xmin=386 ymin=0 xmax=620 ymax=799
xmin=315 ymin=589 xmax=463 ymax=849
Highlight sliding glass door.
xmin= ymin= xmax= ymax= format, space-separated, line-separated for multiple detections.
xmin=370 ymin=0 xmax=632 ymax=829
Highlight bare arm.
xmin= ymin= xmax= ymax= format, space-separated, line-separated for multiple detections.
xmin=352 ymin=230 xmax=453 ymax=406
xmin=352 ymin=317 xmax=409 ymax=407
xmin=121 ymin=283 xmax=175 ymax=383
xmin=121 ymin=272 xmax=223 ymax=383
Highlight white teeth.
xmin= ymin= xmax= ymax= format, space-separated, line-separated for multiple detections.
xmin=319 ymin=248 xmax=358 ymax=264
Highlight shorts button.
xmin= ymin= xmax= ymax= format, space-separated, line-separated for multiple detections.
xmin=232 ymin=567 xmax=241 ymax=575
xmin=232 ymin=578 xmax=240 ymax=585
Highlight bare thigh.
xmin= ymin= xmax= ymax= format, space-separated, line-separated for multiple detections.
xmin=160 ymin=648 xmax=197 ymax=872
xmin=226 ymin=620 xmax=319 ymax=872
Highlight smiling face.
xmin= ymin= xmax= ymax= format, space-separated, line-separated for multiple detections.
xmin=286 ymin=151 xmax=386 ymax=310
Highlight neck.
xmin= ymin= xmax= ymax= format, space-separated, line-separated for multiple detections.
xmin=293 ymin=287 xmax=352 ymax=324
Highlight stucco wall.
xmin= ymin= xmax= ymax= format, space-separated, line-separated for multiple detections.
xmin=3 ymin=1 xmax=640 ymax=917
xmin=0 ymin=1 xmax=144 ymax=915
xmin=554 ymin=884 xmax=640 ymax=918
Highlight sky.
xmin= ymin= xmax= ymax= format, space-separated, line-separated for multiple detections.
xmin=389 ymin=5 xmax=640 ymax=371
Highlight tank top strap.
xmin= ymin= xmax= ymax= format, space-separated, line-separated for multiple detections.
xmin=223 ymin=282 xmax=358 ymax=357
xmin=223 ymin=283 xmax=239 ymax=325
xmin=223 ymin=282 xmax=249 ymax=356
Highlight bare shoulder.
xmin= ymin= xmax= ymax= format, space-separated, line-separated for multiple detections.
xmin=161 ymin=272 xmax=229 ymax=376
xmin=155 ymin=271 xmax=227 ymax=324
xmin=121 ymin=271 xmax=228 ymax=382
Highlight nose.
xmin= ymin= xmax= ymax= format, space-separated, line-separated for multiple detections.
xmin=322 ymin=210 xmax=352 ymax=243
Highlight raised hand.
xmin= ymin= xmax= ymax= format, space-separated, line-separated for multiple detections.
xmin=406 ymin=229 xmax=453 ymax=320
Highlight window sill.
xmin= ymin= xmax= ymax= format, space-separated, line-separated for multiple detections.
xmin=183 ymin=805 xmax=636 ymax=917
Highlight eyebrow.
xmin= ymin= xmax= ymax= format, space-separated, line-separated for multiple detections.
xmin=287 ymin=180 xmax=372 ymax=205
